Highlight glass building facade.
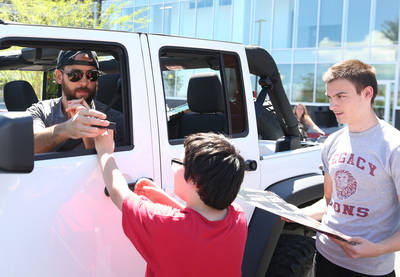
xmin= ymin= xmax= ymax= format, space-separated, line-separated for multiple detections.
xmin=103 ymin=0 xmax=400 ymax=128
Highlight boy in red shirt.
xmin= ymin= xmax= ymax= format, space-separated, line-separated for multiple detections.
xmin=95 ymin=132 xmax=247 ymax=276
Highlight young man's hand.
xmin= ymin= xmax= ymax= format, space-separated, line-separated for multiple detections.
xmin=330 ymin=236 xmax=383 ymax=259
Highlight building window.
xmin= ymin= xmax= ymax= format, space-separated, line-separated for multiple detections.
xmin=219 ymin=0 xmax=232 ymax=5
xmin=272 ymin=0 xmax=294 ymax=49
xmin=319 ymin=0 xmax=343 ymax=47
xmin=373 ymin=0 xmax=399 ymax=45
xmin=163 ymin=3 xmax=178 ymax=35
xmin=213 ymin=0 xmax=232 ymax=41
xmin=296 ymin=0 xmax=318 ymax=48
xmin=252 ymin=0 xmax=273 ymax=49
xmin=180 ymin=1 xmax=196 ymax=37
xmin=316 ymin=64 xmax=331 ymax=103
xmin=189 ymin=0 xmax=212 ymax=9
xmin=196 ymin=0 xmax=214 ymax=39
xmin=345 ymin=0 xmax=370 ymax=46
xmin=292 ymin=64 xmax=314 ymax=102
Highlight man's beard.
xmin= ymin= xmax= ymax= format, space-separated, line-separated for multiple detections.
xmin=62 ymin=82 xmax=96 ymax=105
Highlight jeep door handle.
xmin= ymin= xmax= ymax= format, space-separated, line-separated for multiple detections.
xmin=104 ymin=181 xmax=138 ymax=197
xmin=245 ymin=160 xmax=257 ymax=171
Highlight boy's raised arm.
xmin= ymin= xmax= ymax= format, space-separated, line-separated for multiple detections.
xmin=95 ymin=130 xmax=133 ymax=210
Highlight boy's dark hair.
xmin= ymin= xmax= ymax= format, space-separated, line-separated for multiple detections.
xmin=323 ymin=59 xmax=377 ymax=104
xmin=183 ymin=132 xmax=245 ymax=210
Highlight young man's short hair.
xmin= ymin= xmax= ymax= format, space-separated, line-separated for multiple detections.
xmin=183 ymin=132 xmax=245 ymax=210
xmin=323 ymin=59 xmax=377 ymax=103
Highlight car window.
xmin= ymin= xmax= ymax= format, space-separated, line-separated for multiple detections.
xmin=160 ymin=48 xmax=247 ymax=142
xmin=0 ymin=42 xmax=132 ymax=159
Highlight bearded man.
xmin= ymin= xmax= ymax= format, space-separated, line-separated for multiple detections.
xmin=27 ymin=50 xmax=124 ymax=153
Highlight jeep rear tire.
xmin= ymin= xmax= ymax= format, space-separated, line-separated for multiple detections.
xmin=266 ymin=234 xmax=315 ymax=277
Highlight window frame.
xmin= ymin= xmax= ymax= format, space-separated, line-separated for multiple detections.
xmin=158 ymin=46 xmax=249 ymax=145
xmin=0 ymin=37 xmax=134 ymax=160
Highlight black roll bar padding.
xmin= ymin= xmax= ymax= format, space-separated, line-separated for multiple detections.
xmin=254 ymin=76 xmax=272 ymax=107
xmin=245 ymin=46 xmax=300 ymax=137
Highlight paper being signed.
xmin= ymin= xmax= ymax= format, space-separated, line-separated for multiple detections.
xmin=238 ymin=188 xmax=354 ymax=244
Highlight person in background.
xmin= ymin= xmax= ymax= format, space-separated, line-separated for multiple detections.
xmin=294 ymin=103 xmax=326 ymax=140
xmin=95 ymin=131 xmax=248 ymax=277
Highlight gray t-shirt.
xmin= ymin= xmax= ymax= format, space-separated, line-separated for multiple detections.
xmin=317 ymin=120 xmax=400 ymax=275
xmin=27 ymin=97 xmax=124 ymax=151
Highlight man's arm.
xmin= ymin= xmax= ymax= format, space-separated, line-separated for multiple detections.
xmin=34 ymin=108 xmax=109 ymax=154
xmin=33 ymin=121 xmax=70 ymax=153
xmin=300 ymin=173 xmax=332 ymax=221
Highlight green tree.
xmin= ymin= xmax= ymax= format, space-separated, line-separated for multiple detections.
xmin=0 ymin=0 xmax=149 ymax=101
xmin=0 ymin=0 xmax=149 ymax=30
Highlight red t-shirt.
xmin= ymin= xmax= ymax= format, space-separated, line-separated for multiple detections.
xmin=122 ymin=194 xmax=247 ymax=277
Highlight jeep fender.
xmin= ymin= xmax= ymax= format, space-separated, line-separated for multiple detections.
xmin=241 ymin=173 xmax=324 ymax=277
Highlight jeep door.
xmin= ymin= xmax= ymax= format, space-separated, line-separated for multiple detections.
xmin=0 ymin=24 xmax=153 ymax=276
xmin=144 ymin=34 xmax=261 ymax=220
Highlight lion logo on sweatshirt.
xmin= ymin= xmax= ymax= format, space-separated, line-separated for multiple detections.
xmin=334 ymin=170 xmax=357 ymax=200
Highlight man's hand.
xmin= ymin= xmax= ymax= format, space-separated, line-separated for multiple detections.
xmin=65 ymin=98 xmax=90 ymax=117
xmin=63 ymin=108 xmax=109 ymax=139
xmin=65 ymin=99 xmax=110 ymax=149
xmin=330 ymin=236 xmax=383 ymax=259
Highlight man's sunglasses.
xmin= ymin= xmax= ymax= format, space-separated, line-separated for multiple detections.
xmin=60 ymin=69 xmax=103 ymax=82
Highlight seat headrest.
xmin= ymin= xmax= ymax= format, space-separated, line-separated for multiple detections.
xmin=4 ymin=80 xmax=38 ymax=111
xmin=187 ymin=72 xmax=225 ymax=113
xmin=96 ymin=74 xmax=123 ymax=112
xmin=96 ymin=74 xmax=121 ymax=104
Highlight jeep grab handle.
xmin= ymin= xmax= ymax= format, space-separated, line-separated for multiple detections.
xmin=104 ymin=180 xmax=141 ymax=197
xmin=245 ymin=160 xmax=257 ymax=171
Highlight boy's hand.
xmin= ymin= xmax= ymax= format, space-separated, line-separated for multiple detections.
xmin=135 ymin=178 xmax=158 ymax=191
xmin=135 ymin=179 xmax=167 ymax=202
xmin=95 ymin=129 xmax=115 ymax=155
xmin=134 ymin=178 xmax=185 ymax=209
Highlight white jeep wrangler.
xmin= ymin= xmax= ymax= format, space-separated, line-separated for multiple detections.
xmin=0 ymin=21 xmax=323 ymax=277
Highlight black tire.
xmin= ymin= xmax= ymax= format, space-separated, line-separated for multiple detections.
xmin=266 ymin=234 xmax=315 ymax=277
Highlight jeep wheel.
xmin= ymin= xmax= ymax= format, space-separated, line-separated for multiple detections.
xmin=266 ymin=234 xmax=315 ymax=277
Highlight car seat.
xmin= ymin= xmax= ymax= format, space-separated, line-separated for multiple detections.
xmin=178 ymin=72 xmax=227 ymax=137
xmin=4 ymin=80 xmax=39 ymax=111
xmin=96 ymin=73 xmax=122 ymax=112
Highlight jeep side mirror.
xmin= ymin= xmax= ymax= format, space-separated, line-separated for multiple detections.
xmin=0 ymin=112 xmax=34 ymax=173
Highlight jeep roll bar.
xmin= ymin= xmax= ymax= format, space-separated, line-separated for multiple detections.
xmin=245 ymin=46 xmax=301 ymax=139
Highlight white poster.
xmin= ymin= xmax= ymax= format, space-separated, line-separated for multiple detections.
xmin=238 ymin=188 xmax=353 ymax=244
